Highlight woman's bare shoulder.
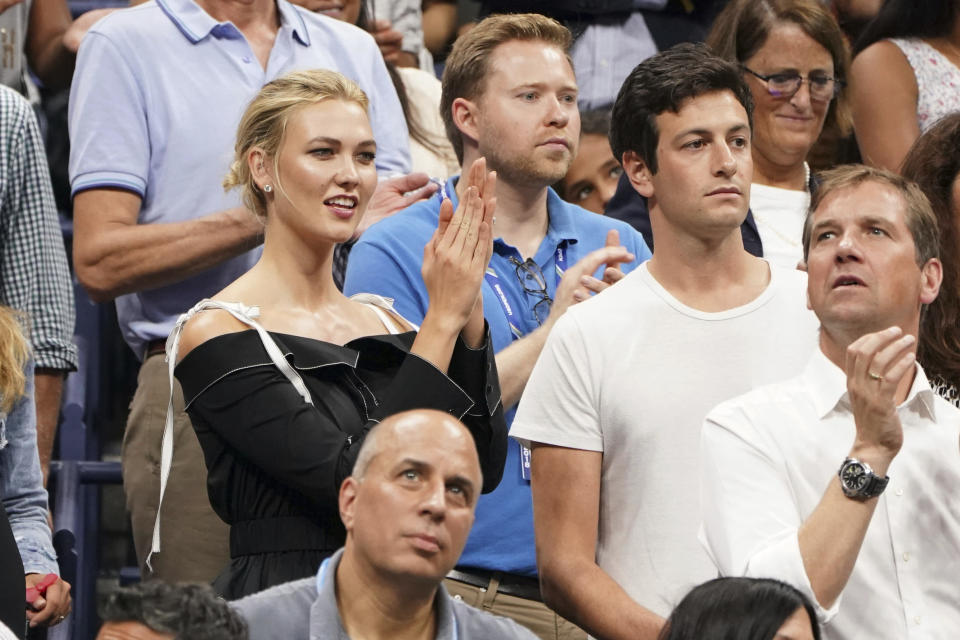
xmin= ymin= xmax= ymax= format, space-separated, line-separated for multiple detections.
xmin=177 ymin=304 xmax=252 ymax=363
xmin=852 ymin=40 xmax=914 ymax=83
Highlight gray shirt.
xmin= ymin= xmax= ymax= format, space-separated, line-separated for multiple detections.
xmin=233 ymin=549 xmax=539 ymax=640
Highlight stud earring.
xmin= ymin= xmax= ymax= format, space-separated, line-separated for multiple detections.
xmin=263 ymin=184 xmax=273 ymax=193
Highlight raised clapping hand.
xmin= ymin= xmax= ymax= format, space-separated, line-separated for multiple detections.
xmin=845 ymin=326 xmax=916 ymax=465
xmin=547 ymin=229 xmax=635 ymax=326
xmin=421 ymin=157 xmax=496 ymax=348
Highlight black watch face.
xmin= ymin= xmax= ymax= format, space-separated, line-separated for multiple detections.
xmin=842 ymin=462 xmax=867 ymax=490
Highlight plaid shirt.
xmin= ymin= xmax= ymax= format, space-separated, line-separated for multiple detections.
xmin=0 ymin=86 xmax=77 ymax=371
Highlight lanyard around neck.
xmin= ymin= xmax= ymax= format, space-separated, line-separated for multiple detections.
xmin=436 ymin=179 xmax=568 ymax=339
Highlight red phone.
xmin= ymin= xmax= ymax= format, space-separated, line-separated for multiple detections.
xmin=25 ymin=573 xmax=58 ymax=605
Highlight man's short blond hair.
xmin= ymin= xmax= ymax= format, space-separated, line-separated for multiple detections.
xmin=440 ymin=13 xmax=572 ymax=164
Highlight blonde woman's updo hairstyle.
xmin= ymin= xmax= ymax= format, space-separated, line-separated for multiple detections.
xmin=223 ymin=69 xmax=370 ymax=220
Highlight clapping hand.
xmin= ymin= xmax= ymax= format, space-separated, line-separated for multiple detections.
xmin=421 ymin=157 xmax=495 ymax=347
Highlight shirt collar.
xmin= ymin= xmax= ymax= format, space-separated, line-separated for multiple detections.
xmin=433 ymin=581 xmax=457 ymax=639
xmin=277 ymin=0 xmax=311 ymax=46
xmin=544 ymin=187 xmax=578 ymax=245
xmin=803 ymin=347 xmax=939 ymax=421
xmin=310 ymin=550 xmax=344 ymax=639
xmin=156 ymin=0 xmax=310 ymax=46
xmin=311 ymin=548 xmax=456 ymax=640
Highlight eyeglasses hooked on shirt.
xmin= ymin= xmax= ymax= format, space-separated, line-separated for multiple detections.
xmin=508 ymin=256 xmax=554 ymax=327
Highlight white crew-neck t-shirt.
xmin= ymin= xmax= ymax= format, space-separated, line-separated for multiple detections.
xmin=511 ymin=261 xmax=819 ymax=620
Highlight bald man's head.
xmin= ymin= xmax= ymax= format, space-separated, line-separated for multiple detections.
xmin=351 ymin=410 xmax=482 ymax=483
xmin=339 ymin=410 xmax=482 ymax=584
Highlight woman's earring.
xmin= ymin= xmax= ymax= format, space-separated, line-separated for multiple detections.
xmin=263 ymin=184 xmax=273 ymax=193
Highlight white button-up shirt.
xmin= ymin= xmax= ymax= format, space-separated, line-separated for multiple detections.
xmin=700 ymin=349 xmax=960 ymax=640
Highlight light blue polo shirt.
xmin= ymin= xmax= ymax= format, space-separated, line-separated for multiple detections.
xmin=344 ymin=177 xmax=651 ymax=576
xmin=68 ymin=0 xmax=410 ymax=357
xmin=233 ymin=549 xmax=539 ymax=638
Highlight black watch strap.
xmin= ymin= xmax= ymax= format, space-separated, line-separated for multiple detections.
xmin=860 ymin=471 xmax=889 ymax=498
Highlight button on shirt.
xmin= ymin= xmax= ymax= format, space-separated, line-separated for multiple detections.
xmin=701 ymin=349 xmax=960 ymax=640
xmin=68 ymin=0 xmax=410 ymax=357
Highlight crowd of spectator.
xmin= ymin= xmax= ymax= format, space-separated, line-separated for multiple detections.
xmin=0 ymin=0 xmax=958 ymax=638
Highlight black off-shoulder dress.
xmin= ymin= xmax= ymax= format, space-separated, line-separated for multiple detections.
xmin=174 ymin=320 xmax=506 ymax=600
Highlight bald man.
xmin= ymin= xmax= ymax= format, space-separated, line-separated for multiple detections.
xmin=234 ymin=410 xmax=536 ymax=640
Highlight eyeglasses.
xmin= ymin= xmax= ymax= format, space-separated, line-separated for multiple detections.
xmin=509 ymin=256 xmax=553 ymax=326
xmin=740 ymin=66 xmax=843 ymax=102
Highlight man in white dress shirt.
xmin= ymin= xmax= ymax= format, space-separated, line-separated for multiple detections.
xmin=701 ymin=164 xmax=960 ymax=640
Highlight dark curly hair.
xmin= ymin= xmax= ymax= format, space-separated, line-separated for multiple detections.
xmin=609 ymin=43 xmax=754 ymax=174
xmin=99 ymin=583 xmax=248 ymax=640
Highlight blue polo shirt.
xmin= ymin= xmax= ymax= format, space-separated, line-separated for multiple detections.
xmin=344 ymin=177 xmax=651 ymax=575
xmin=68 ymin=0 xmax=410 ymax=357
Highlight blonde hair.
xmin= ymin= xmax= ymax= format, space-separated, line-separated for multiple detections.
xmin=0 ymin=306 xmax=29 ymax=413
xmin=223 ymin=69 xmax=370 ymax=219
xmin=441 ymin=13 xmax=573 ymax=164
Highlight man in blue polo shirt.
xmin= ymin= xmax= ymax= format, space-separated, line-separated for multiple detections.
xmin=68 ymin=0 xmax=413 ymax=584
xmin=343 ymin=14 xmax=650 ymax=640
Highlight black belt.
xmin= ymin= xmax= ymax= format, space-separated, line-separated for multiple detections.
xmin=447 ymin=568 xmax=542 ymax=602
xmin=230 ymin=516 xmax=342 ymax=558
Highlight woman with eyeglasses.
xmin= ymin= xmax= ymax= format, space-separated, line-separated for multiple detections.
xmin=849 ymin=0 xmax=960 ymax=172
xmin=707 ymin=0 xmax=851 ymax=269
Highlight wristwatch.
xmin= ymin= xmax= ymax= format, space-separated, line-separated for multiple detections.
xmin=838 ymin=457 xmax=889 ymax=500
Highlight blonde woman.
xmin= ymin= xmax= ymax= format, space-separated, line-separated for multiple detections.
xmin=0 ymin=308 xmax=70 ymax=636
xmin=164 ymin=69 xmax=506 ymax=599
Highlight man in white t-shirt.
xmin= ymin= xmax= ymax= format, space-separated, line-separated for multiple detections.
xmin=510 ymin=44 xmax=820 ymax=640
